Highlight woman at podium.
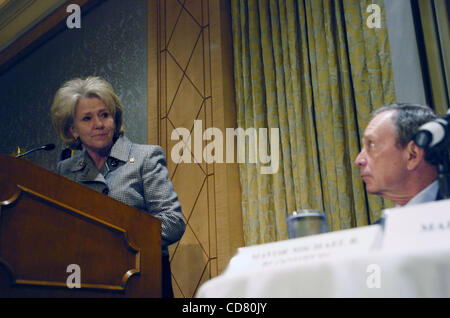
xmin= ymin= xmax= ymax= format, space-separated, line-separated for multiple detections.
xmin=50 ymin=76 xmax=185 ymax=298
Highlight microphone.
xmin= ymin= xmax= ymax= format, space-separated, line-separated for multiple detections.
xmin=16 ymin=143 xmax=56 ymax=158
xmin=413 ymin=109 xmax=450 ymax=199
xmin=414 ymin=117 xmax=448 ymax=149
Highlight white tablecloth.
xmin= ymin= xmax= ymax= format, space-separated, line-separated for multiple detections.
xmin=197 ymin=245 xmax=450 ymax=297
xmin=198 ymin=200 xmax=450 ymax=298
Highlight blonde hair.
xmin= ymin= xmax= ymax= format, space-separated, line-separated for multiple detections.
xmin=51 ymin=76 xmax=124 ymax=149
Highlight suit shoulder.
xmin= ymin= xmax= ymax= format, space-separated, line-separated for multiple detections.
xmin=132 ymin=143 xmax=165 ymax=157
xmin=57 ymin=152 xmax=84 ymax=173
xmin=130 ymin=144 xmax=168 ymax=169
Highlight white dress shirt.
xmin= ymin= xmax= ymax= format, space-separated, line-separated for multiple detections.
xmin=402 ymin=179 xmax=439 ymax=207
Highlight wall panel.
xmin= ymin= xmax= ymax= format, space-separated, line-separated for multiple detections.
xmin=148 ymin=0 xmax=244 ymax=298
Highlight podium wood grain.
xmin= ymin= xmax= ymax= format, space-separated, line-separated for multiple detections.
xmin=0 ymin=154 xmax=161 ymax=297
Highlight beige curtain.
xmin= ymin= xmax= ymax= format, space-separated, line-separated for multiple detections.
xmin=231 ymin=0 xmax=396 ymax=246
xmin=413 ymin=0 xmax=449 ymax=114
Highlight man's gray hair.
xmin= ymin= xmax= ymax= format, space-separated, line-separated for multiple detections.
xmin=373 ymin=103 xmax=438 ymax=148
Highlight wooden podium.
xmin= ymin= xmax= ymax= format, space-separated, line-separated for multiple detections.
xmin=0 ymin=154 xmax=161 ymax=297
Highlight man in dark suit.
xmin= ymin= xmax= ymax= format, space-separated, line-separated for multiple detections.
xmin=355 ymin=103 xmax=441 ymax=223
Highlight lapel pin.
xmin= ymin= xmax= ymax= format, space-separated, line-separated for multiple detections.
xmin=130 ymin=157 xmax=135 ymax=163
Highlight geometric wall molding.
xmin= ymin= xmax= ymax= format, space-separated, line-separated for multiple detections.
xmin=148 ymin=0 xmax=244 ymax=297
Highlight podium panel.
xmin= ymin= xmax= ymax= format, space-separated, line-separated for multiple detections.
xmin=0 ymin=154 xmax=161 ymax=297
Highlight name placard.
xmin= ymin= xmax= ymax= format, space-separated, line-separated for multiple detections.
xmin=223 ymin=225 xmax=382 ymax=275
xmin=382 ymin=199 xmax=450 ymax=251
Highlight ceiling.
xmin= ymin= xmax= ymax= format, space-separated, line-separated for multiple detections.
xmin=0 ymin=0 xmax=67 ymax=53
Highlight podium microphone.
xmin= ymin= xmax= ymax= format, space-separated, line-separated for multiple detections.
xmin=414 ymin=116 xmax=449 ymax=149
xmin=413 ymin=108 xmax=450 ymax=199
xmin=16 ymin=143 xmax=56 ymax=158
